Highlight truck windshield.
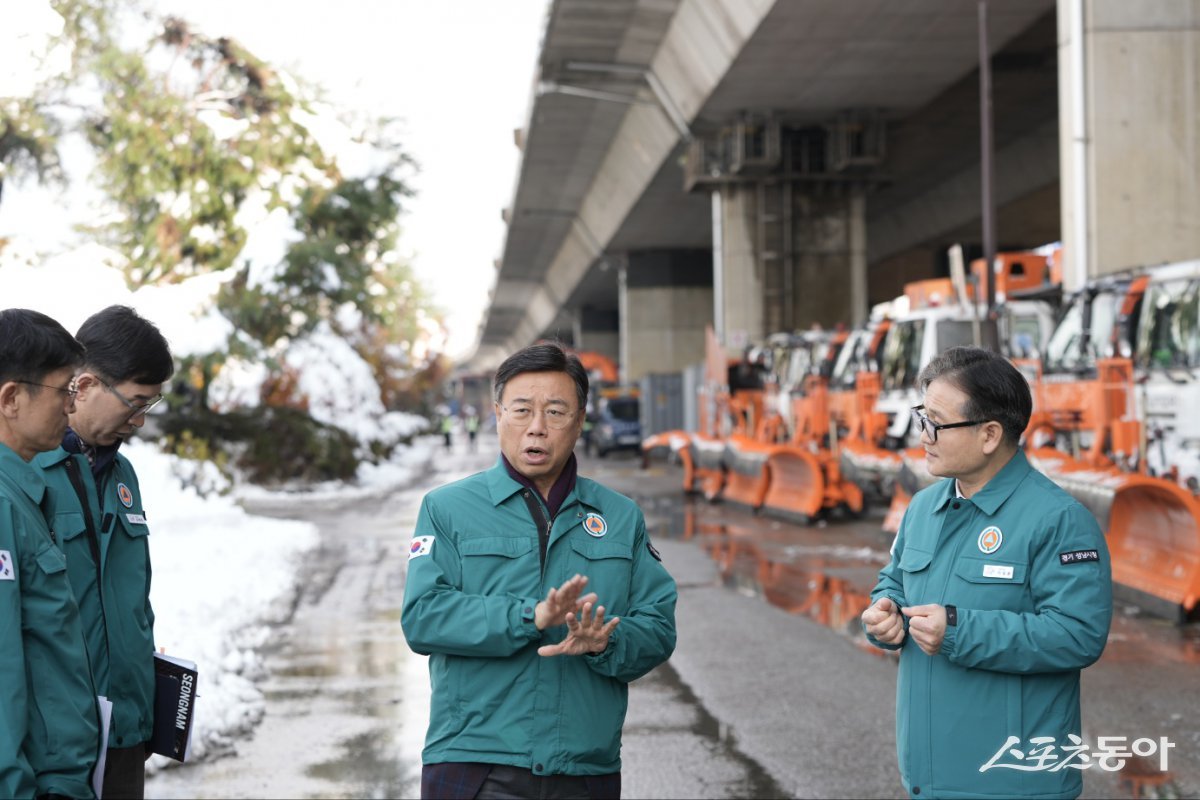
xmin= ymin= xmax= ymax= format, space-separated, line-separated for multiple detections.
xmin=880 ymin=319 xmax=925 ymax=392
xmin=1043 ymin=291 xmax=1120 ymax=374
xmin=1137 ymin=278 xmax=1200 ymax=369
xmin=606 ymin=398 xmax=640 ymax=421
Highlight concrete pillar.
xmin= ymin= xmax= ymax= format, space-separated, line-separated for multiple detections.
xmin=620 ymin=250 xmax=713 ymax=383
xmin=715 ymin=180 xmax=865 ymax=344
xmin=715 ymin=184 xmax=765 ymax=353
xmin=850 ymin=189 xmax=868 ymax=327
xmin=1059 ymin=0 xmax=1200 ymax=284
xmin=573 ymin=306 xmax=618 ymax=361
xmin=791 ymin=191 xmax=860 ymax=330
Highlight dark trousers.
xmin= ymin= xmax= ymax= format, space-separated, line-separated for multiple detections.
xmin=102 ymin=744 xmax=147 ymax=799
xmin=422 ymin=763 xmax=620 ymax=800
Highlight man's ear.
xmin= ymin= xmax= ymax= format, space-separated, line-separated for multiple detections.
xmin=0 ymin=381 xmax=22 ymax=419
xmin=73 ymin=372 xmax=98 ymax=399
xmin=980 ymin=420 xmax=1005 ymax=455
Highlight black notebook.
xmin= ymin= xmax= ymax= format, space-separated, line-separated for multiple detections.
xmin=150 ymin=652 xmax=198 ymax=761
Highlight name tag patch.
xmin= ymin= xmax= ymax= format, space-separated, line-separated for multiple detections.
xmin=982 ymin=564 xmax=1014 ymax=579
xmin=1060 ymin=549 xmax=1100 ymax=565
xmin=126 ymin=513 xmax=147 ymax=525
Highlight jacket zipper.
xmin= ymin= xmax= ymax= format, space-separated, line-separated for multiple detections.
xmin=519 ymin=489 xmax=553 ymax=575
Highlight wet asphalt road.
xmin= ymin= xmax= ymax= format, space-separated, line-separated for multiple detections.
xmin=146 ymin=436 xmax=1200 ymax=799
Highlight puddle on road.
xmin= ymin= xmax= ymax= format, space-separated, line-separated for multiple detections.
xmin=638 ymin=492 xmax=1200 ymax=666
xmin=639 ymin=494 xmax=889 ymax=651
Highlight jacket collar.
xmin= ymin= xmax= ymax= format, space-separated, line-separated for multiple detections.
xmin=486 ymin=456 xmax=601 ymax=512
xmin=0 ymin=443 xmax=47 ymax=506
xmin=932 ymin=448 xmax=1031 ymax=515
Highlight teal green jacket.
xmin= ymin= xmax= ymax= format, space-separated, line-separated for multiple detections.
xmin=0 ymin=445 xmax=100 ymax=799
xmin=402 ymin=460 xmax=677 ymax=775
xmin=868 ymin=449 xmax=1112 ymax=799
xmin=36 ymin=447 xmax=156 ymax=750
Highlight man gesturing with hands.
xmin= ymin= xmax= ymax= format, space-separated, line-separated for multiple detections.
xmin=403 ymin=343 xmax=676 ymax=800
xmin=863 ymin=347 xmax=1111 ymax=800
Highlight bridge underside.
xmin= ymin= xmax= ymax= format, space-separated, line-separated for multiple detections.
xmin=474 ymin=0 xmax=1059 ymax=372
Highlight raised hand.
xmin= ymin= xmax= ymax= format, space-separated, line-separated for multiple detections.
xmin=534 ymin=573 xmax=597 ymax=631
xmin=538 ymin=600 xmax=620 ymax=657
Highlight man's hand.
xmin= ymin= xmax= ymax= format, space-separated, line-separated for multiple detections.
xmin=537 ymin=600 xmax=619 ymax=657
xmin=534 ymin=574 xmax=597 ymax=631
xmin=902 ymin=604 xmax=947 ymax=655
xmin=862 ymin=596 xmax=906 ymax=645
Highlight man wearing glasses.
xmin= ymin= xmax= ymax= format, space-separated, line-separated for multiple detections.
xmin=862 ymin=346 xmax=1112 ymax=799
xmin=0 ymin=308 xmax=102 ymax=799
xmin=37 ymin=305 xmax=173 ymax=799
xmin=403 ymin=342 xmax=676 ymax=799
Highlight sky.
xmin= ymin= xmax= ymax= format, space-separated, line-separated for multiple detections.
xmin=146 ymin=0 xmax=551 ymax=359
xmin=3 ymin=0 xmax=552 ymax=360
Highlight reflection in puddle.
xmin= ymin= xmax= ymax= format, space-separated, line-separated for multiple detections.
xmin=635 ymin=486 xmax=1197 ymax=797
xmin=644 ymin=493 xmax=1200 ymax=669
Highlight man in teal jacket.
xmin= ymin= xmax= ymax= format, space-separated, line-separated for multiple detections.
xmin=0 ymin=308 xmax=101 ymax=799
xmin=403 ymin=343 xmax=677 ymax=800
xmin=37 ymin=306 xmax=173 ymax=799
xmin=863 ymin=346 xmax=1112 ymax=799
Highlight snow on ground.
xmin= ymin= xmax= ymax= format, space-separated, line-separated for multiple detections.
xmin=130 ymin=437 xmax=435 ymax=772
xmin=0 ymin=230 xmax=434 ymax=772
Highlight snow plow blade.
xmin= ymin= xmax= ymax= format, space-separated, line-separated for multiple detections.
xmin=761 ymin=446 xmax=826 ymax=522
xmin=840 ymin=438 xmax=903 ymax=505
xmin=688 ymin=434 xmax=727 ymax=501
xmin=719 ymin=435 xmax=775 ymax=510
xmin=641 ymin=431 xmax=693 ymax=489
xmin=880 ymin=448 xmax=931 ymax=533
xmin=761 ymin=446 xmax=865 ymax=523
xmin=1031 ymin=449 xmax=1200 ymax=617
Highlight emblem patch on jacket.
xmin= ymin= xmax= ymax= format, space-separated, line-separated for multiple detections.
xmin=647 ymin=540 xmax=662 ymax=561
xmin=977 ymin=526 xmax=1003 ymax=554
xmin=583 ymin=513 xmax=608 ymax=537
xmin=117 ymin=482 xmax=134 ymax=508
xmin=0 ymin=550 xmax=12 ymax=581
xmin=409 ymin=536 xmax=435 ymax=560
xmin=1060 ymin=549 xmax=1099 ymax=565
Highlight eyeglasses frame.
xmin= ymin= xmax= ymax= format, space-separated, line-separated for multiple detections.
xmin=910 ymin=404 xmax=989 ymax=443
xmin=16 ymin=380 xmax=79 ymax=402
xmin=499 ymin=402 xmax=580 ymax=430
xmin=97 ymin=377 xmax=164 ymax=418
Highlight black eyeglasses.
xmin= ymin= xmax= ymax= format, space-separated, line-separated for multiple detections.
xmin=910 ymin=405 xmax=988 ymax=443
xmin=17 ymin=380 xmax=78 ymax=401
xmin=99 ymin=379 xmax=164 ymax=418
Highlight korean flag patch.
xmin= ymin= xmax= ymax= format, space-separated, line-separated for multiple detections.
xmin=0 ymin=550 xmax=13 ymax=581
xmin=408 ymin=536 xmax=435 ymax=560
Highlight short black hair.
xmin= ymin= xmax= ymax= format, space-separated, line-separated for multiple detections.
xmin=76 ymin=305 xmax=174 ymax=385
xmin=0 ymin=308 xmax=85 ymax=386
xmin=493 ymin=342 xmax=589 ymax=411
xmin=918 ymin=346 xmax=1032 ymax=446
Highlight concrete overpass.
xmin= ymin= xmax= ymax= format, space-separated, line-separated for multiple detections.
xmin=469 ymin=0 xmax=1200 ymax=379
